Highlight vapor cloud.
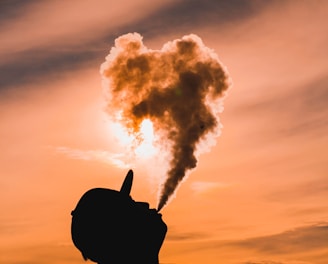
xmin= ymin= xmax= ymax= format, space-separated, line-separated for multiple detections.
xmin=101 ymin=33 xmax=231 ymax=210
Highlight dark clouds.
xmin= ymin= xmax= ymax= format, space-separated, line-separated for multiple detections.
xmin=0 ymin=0 xmax=271 ymax=92
xmin=0 ymin=0 xmax=40 ymax=27
xmin=213 ymin=224 xmax=328 ymax=263
xmin=164 ymin=223 xmax=328 ymax=263
xmin=233 ymin=224 xmax=328 ymax=254
xmin=243 ymin=260 xmax=285 ymax=264
xmin=0 ymin=48 xmax=99 ymax=93
xmin=166 ymin=230 xmax=209 ymax=241
xmin=108 ymin=0 xmax=271 ymax=39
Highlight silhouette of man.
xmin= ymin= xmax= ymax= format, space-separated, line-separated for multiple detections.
xmin=71 ymin=170 xmax=167 ymax=264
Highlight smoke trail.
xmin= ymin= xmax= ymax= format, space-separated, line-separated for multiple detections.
xmin=101 ymin=33 xmax=231 ymax=211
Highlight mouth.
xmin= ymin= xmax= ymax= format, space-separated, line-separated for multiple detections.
xmin=150 ymin=208 xmax=162 ymax=217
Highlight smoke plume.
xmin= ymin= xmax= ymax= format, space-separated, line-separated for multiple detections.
xmin=101 ymin=33 xmax=231 ymax=211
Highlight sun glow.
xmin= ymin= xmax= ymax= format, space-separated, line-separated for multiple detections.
xmin=108 ymin=118 xmax=157 ymax=159
xmin=135 ymin=119 xmax=156 ymax=158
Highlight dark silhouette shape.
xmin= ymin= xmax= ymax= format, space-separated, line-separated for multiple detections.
xmin=71 ymin=170 xmax=167 ymax=264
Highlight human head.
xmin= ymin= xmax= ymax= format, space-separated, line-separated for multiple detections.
xmin=71 ymin=170 xmax=167 ymax=264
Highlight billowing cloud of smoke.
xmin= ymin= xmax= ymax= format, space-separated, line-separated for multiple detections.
xmin=101 ymin=33 xmax=231 ymax=211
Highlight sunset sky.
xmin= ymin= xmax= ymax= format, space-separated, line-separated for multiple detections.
xmin=1 ymin=1 xmax=328 ymax=264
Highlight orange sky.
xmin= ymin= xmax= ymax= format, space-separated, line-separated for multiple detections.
xmin=1 ymin=1 xmax=328 ymax=263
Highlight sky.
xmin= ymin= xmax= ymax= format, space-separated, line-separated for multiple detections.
xmin=1 ymin=0 xmax=328 ymax=263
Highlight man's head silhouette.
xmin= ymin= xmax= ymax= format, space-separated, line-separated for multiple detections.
xmin=71 ymin=170 xmax=167 ymax=264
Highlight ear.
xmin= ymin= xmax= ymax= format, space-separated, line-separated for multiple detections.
xmin=120 ymin=170 xmax=133 ymax=195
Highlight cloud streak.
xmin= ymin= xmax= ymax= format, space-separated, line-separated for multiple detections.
xmin=232 ymin=223 xmax=328 ymax=254
xmin=55 ymin=146 xmax=131 ymax=169
xmin=165 ymin=224 xmax=328 ymax=264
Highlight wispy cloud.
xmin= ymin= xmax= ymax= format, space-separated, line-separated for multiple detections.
xmin=242 ymin=261 xmax=285 ymax=264
xmin=166 ymin=230 xmax=209 ymax=241
xmin=234 ymin=75 xmax=328 ymax=142
xmin=107 ymin=0 xmax=271 ymax=38
xmin=165 ymin=223 xmax=328 ymax=264
xmin=232 ymin=223 xmax=328 ymax=254
xmin=0 ymin=0 xmax=178 ymax=91
xmin=0 ymin=0 xmax=176 ymax=54
xmin=265 ymin=177 xmax=328 ymax=203
xmin=0 ymin=0 xmax=273 ymax=91
xmin=55 ymin=146 xmax=131 ymax=169
xmin=242 ymin=261 xmax=311 ymax=264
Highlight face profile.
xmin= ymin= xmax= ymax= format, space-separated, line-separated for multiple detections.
xmin=71 ymin=170 xmax=167 ymax=264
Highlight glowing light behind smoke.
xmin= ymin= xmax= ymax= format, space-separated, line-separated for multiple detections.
xmin=101 ymin=33 xmax=231 ymax=210
xmin=135 ymin=119 xmax=156 ymax=158
xmin=107 ymin=116 xmax=156 ymax=159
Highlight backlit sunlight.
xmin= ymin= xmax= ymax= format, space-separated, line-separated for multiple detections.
xmin=135 ymin=119 xmax=156 ymax=158
xmin=108 ymin=118 xmax=156 ymax=159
